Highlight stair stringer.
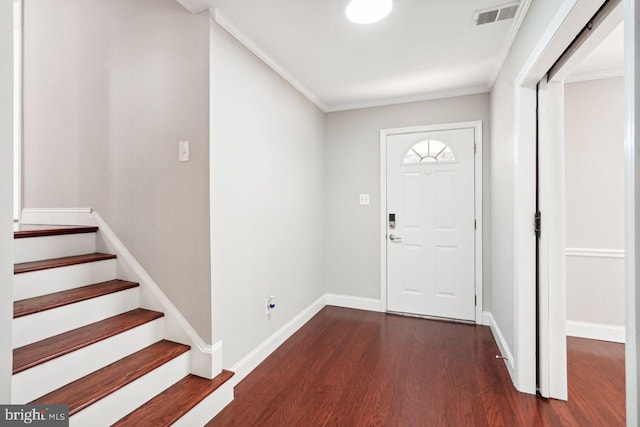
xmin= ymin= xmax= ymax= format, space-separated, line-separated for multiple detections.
xmin=19 ymin=208 xmax=223 ymax=380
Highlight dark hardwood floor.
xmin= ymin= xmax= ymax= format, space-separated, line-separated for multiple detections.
xmin=208 ymin=306 xmax=625 ymax=427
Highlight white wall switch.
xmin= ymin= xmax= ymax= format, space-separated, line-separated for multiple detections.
xmin=179 ymin=140 xmax=190 ymax=162
xmin=359 ymin=193 xmax=370 ymax=205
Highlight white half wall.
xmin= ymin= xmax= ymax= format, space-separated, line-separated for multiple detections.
xmin=324 ymin=94 xmax=491 ymax=304
xmin=210 ymin=19 xmax=326 ymax=368
xmin=0 ymin=0 xmax=13 ymax=404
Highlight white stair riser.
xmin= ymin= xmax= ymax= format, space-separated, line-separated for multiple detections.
xmin=13 ymin=288 xmax=139 ymax=348
xmin=69 ymin=352 xmax=191 ymax=427
xmin=172 ymin=379 xmax=234 ymax=427
xmin=13 ymin=259 xmax=116 ymax=301
xmin=12 ymin=318 xmax=163 ymax=403
xmin=14 ymin=234 xmax=96 ymax=264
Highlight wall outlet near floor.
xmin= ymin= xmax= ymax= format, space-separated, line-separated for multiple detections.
xmin=359 ymin=193 xmax=370 ymax=205
xmin=265 ymin=295 xmax=277 ymax=315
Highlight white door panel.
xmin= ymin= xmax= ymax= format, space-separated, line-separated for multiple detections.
xmin=386 ymin=128 xmax=475 ymax=321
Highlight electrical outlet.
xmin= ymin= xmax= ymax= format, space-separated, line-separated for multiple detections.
xmin=265 ymin=295 xmax=276 ymax=315
xmin=359 ymin=193 xmax=370 ymax=205
xmin=179 ymin=140 xmax=190 ymax=162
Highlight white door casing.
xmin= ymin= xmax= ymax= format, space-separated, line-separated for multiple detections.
xmin=381 ymin=122 xmax=482 ymax=322
xmin=537 ymin=75 xmax=568 ymax=400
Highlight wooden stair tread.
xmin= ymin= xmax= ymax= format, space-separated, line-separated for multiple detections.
xmin=14 ymin=225 xmax=99 ymax=239
xmin=31 ymin=340 xmax=190 ymax=415
xmin=13 ymin=308 xmax=164 ymax=374
xmin=14 ymin=280 xmax=139 ymax=318
xmin=14 ymin=253 xmax=116 ymax=274
xmin=113 ymin=371 xmax=234 ymax=426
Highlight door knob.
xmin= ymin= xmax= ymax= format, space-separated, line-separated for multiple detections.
xmin=389 ymin=234 xmax=402 ymax=241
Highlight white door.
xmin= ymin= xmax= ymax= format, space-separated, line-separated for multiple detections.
xmin=537 ymin=75 xmax=567 ymax=400
xmin=386 ymin=127 xmax=476 ymax=321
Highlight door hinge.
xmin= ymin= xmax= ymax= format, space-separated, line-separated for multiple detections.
xmin=474 ymin=143 xmax=477 ymax=155
xmin=474 ymin=219 xmax=477 ymax=230
xmin=534 ymin=211 xmax=541 ymax=239
xmin=475 ymin=295 xmax=477 ymax=306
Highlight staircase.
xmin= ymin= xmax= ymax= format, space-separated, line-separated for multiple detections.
xmin=12 ymin=224 xmax=233 ymax=426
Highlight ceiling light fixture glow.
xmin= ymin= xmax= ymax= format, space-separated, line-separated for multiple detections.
xmin=346 ymin=0 xmax=393 ymax=24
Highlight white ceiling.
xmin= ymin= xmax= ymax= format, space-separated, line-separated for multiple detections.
xmin=209 ymin=0 xmax=527 ymax=112
xmin=568 ymin=22 xmax=624 ymax=82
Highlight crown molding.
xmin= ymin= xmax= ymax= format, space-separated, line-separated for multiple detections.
xmin=211 ymin=8 xmax=329 ymax=112
xmin=175 ymin=0 xmax=215 ymax=14
xmin=564 ymin=67 xmax=624 ymax=83
xmin=488 ymin=0 xmax=534 ymax=88
xmin=325 ymin=86 xmax=490 ymax=113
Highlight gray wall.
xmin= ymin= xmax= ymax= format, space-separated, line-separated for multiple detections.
xmin=565 ymin=77 xmax=625 ymax=326
xmin=22 ymin=0 xmax=213 ymax=341
xmin=210 ymin=23 xmax=326 ymax=367
xmin=324 ymin=94 xmax=491 ymax=305
xmin=0 ymin=0 xmax=14 ymax=404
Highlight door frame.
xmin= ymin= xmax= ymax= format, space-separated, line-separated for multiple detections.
xmin=13 ymin=0 xmax=21 ymax=222
xmin=379 ymin=120 xmax=483 ymax=323
xmin=512 ymin=0 xmax=624 ymax=398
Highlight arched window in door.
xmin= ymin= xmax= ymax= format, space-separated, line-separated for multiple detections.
xmin=403 ymin=140 xmax=456 ymax=163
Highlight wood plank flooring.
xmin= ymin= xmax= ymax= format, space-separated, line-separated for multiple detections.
xmin=208 ymin=306 xmax=624 ymax=427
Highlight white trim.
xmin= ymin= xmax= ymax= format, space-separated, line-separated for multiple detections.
xmin=511 ymin=0 xmax=605 ymax=397
xmin=211 ymin=8 xmax=327 ymax=112
xmin=208 ymin=7 xmax=492 ymax=114
xmin=566 ymin=320 xmax=626 ymax=343
xmin=19 ymin=208 xmax=222 ymax=380
xmin=92 ymin=212 xmax=221 ymax=379
xmin=21 ymin=208 xmax=94 ymax=226
xmin=175 ymin=0 xmax=214 ymax=14
xmin=230 ymin=294 xmax=326 ymax=385
xmin=483 ymin=311 xmax=516 ymax=383
xmin=379 ymin=121 xmax=484 ymax=323
xmin=565 ymin=247 xmax=625 ymax=259
xmin=624 ymin=0 xmax=640 ymax=423
xmin=325 ymin=86 xmax=490 ymax=113
xmin=565 ymin=67 xmax=624 ymax=83
xmin=325 ymin=294 xmax=382 ymax=312
xmin=488 ymin=0 xmax=533 ymax=87
xmin=172 ymin=378 xmax=234 ymax=427
xmin=537 ymin=76 xmax=568 ymax=400
xmin=12 ymin=0 xmax=21 ymax=223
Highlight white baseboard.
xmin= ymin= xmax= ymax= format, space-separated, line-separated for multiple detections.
xmin=230 ymin=294 xmax=326 ymax=385
xmin=483 ymin=311 xmax=516 ymax=384
xmin=325 ymin=293 xmax=382 ymax=312
xmin=566 ymin=320 xmax=625 ymax=343
xmin=21 ymin=208 xmax=95 ymax=226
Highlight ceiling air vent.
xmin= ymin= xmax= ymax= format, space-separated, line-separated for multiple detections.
xmin=474 ymin=2 xmax=519 ymax=26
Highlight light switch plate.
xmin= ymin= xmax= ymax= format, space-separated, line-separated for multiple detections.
xmin=179 ymin=140 xmax=190 ymax=162
xmin=359 ymin=194 xmax=370 ymax=205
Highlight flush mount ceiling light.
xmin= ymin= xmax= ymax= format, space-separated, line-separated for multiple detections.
xmin=346 ymin=0 xmax=393 ymax=24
